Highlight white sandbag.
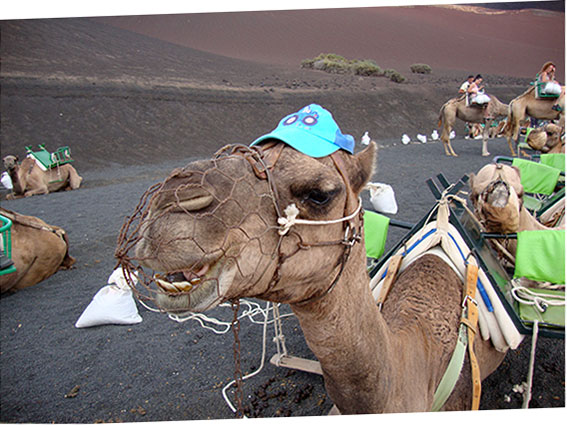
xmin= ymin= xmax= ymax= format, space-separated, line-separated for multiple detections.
xmin=75 ymin=268 xmax=141 ymax=328
xmin=361 ymin=131 xmax=371 ymax=145
xmin=401 ymin=134 xmax=411 ymax=145
xmin=1 ymin=172 xmax=13 ymax=190
xmin=366 ymin=182 xmax=398 ymax=215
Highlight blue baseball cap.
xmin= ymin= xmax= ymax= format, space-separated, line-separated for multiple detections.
xmin=250 ymin=104 xmax=355 ymax=158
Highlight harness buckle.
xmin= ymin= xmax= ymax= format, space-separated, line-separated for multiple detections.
xmin=462 ymin=294 xmax=478 ymax=308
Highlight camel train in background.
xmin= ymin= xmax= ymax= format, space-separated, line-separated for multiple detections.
xmin=438 ymin=65 xmax=565 ymax=157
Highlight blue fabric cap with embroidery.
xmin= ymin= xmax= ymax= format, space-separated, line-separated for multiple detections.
xmin=250 ymin=104 xmax=355 ymax=157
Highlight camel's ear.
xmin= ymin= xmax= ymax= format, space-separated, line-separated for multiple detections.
xmin=349 ymin=141 xmax=377 ymax=195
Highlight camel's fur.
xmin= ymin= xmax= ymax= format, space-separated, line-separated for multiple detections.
xmin=130 ymin=142 xmax=505 ymax=414
xmin=469 ymin=163 xmax=564 ymax=257
xmin=504 ymin=87 xmax=565 ymax=156
xmin=0 ymin=208 xmax=75 ymax=294
xmin=3 ymin=155 xmax=82 ymax=199
xmin=526 ymin=123 xmax=565 ymax=154
xmin=437 ymin=95 xmax=510 ymax=157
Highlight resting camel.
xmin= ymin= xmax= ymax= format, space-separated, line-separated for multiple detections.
xmin=0 ymin=208 xmax=75 ymax=294
xmin=438 ymin=95 xmax=510 ymax=157
xmin=469 ymin=163 xmax=565 ymax=259
xmin=504 ymin=86 xmax=565 ymax=156
xmin=2 ymin=154 xmax=82 ymax=199
xmin=525 ymin=123 xmax=565 ymax=154
xmin=119 ymin=141 xmax=506 ymax=414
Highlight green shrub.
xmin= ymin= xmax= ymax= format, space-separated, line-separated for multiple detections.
xmin=410 ymin=63 xmax=432 ymax=74
xmin=301 ymin=54 xmax=405 ymax=83
xmin=352 ymin=59 xmax=383 ymax=76
xmin=384 ymin=69 xmax=406 ymax=83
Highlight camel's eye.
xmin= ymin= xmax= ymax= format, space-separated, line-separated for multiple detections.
xmin=303 ymin=188 xmax=336 ymax=206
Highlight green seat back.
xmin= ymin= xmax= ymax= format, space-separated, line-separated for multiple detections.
xmin=512 ymin=158 xmax=561 ymax=195
xmin=514 ymin=229 xmax=565 ymax=284
xmin=540 ymin=153 xmax=565 ymax=173
xmin=363 ymin=210 xmax=390 ymax=259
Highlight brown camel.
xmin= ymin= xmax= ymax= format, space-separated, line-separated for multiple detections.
xmin=469 ymin=163 xmax=564 ymax=259
xmin=0 ymin=208 xmax=75 ymax=294
xmin=438 ymin=95 xmax=510 ymax=157
xmin=504 ymin=86 xmax=565 ymax=156
xmin=3 ymin=154 xmax=83 ymax=199
xmin=118 ymin=141 xmax=506 ymax=414
xmin=525 ymin=123 xmax=565 ymax=154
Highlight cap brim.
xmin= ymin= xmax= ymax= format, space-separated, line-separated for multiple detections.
xmin=251 ymin=127 xmax=340 ymax=158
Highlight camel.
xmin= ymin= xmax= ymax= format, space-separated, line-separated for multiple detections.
xmin=469 ymin=163 xmax=565 ymax=259
xmin=0 ymin=208 xmax=75 ymax=293
xmin=504 ymin=86 xmax=565 ymax=156
xmin=525 ymin=123 xmax=565 ymax=154
xmin=2 ymin=154 xmax=83 ymax=199
xmin=437 ymin=95 xmax=510 ymax=157
xmin=119 ymin=141 xmax=507 ymax=414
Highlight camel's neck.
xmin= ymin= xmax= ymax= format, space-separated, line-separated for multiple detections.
xmin=7 ymin=166 xmax=24 ymax=195
xmin=289 ymin=243 xmax=422 ymax=413
xmin=519 ymin=206 xmax=550 ymax=231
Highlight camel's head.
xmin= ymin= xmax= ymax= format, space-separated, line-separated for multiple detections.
xmin=526 ymin=124 xmax=564 ymax=153
xmin=2 ymin=155 xmax=19 ymax=170
xmin=116 ymin=105 xmax=376 ymax=315
xmin=469 ymin=163 xmax=524 ymax=234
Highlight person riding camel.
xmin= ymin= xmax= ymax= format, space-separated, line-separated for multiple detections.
xmin=467 ymin=74 xmax=491 ymax=119
xmin=537 ymin=61 xmax=564 ymax=111
xmin=459 ymin=75 xmax=474 ymax=95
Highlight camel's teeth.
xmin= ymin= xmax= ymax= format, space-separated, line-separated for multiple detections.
xmin=155 ymin=278 xmax=194 ymax=293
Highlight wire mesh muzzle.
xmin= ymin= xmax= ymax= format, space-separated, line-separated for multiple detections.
xmin=115 ymin=145 xmax=284 ymax=311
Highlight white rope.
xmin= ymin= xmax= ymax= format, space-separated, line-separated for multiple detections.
xmin=277 ymin=198 xmax=362 ymax=235
xmin=522 ymin=320 xmax=539 ymax=409
xmin=511 ymin=283 xmax=565 ymax=314
xmin=139 ymin=297 xmax=295 ymax=415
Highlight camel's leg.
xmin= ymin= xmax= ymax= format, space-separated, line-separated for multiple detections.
xmin=481 ymin=121 xmax=491 ymax=157
xmin=68 ymin=169 xmax=83 ymax=190
xmin=506 ymin=121 xmax=518 ymax=156
xmin=440 ymin=123 xmax=458 ymax=157
xmin=24 ymin=185 xmax=49 ymax=197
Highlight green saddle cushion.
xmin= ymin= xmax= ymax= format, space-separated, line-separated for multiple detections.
xmin=514 ymin=229 xmax=565 ymax=284
xmin=512 ymin=158 xmax=561 ymax=195
xmin=363 ymin=210 xmax=390 ymax=259
xmin=540 ymin=153 xmax=565 ymax=173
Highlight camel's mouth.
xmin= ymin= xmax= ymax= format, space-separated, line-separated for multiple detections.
xmin=154 ymin=263 xmax=211 ymax=294
xmin=145 ymin=259 xmax=237 ymax=314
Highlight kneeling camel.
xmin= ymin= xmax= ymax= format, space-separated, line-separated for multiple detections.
xmin=3 ymin=154 xmax=82 ymax=199
xmin=1 ymin=208 xmax=75 ymax=294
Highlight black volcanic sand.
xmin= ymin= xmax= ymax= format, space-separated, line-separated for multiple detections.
xmin=0 ymin=17 xmax=564 ymax=423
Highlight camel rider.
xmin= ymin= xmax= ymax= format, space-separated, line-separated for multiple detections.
xmin=467 ymin=74 xmax=491 ymax=119
xmin=459 ymin=75 xmax=474 ymax=95
xmin=537 ymin=61 xmax=564 ymax=111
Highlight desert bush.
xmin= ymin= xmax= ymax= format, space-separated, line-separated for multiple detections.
xmin=352 ymin=59 xmax=383 ymax=76
xmin=410 ymin=63 xmax=432 ymax=74
xmin=384 ymin=69 xmax=406 ymax=83
xmin=302 ymin=53 xmax=351 ymax=74
xmin=301 ymin=54 xmax=405 ymax=83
